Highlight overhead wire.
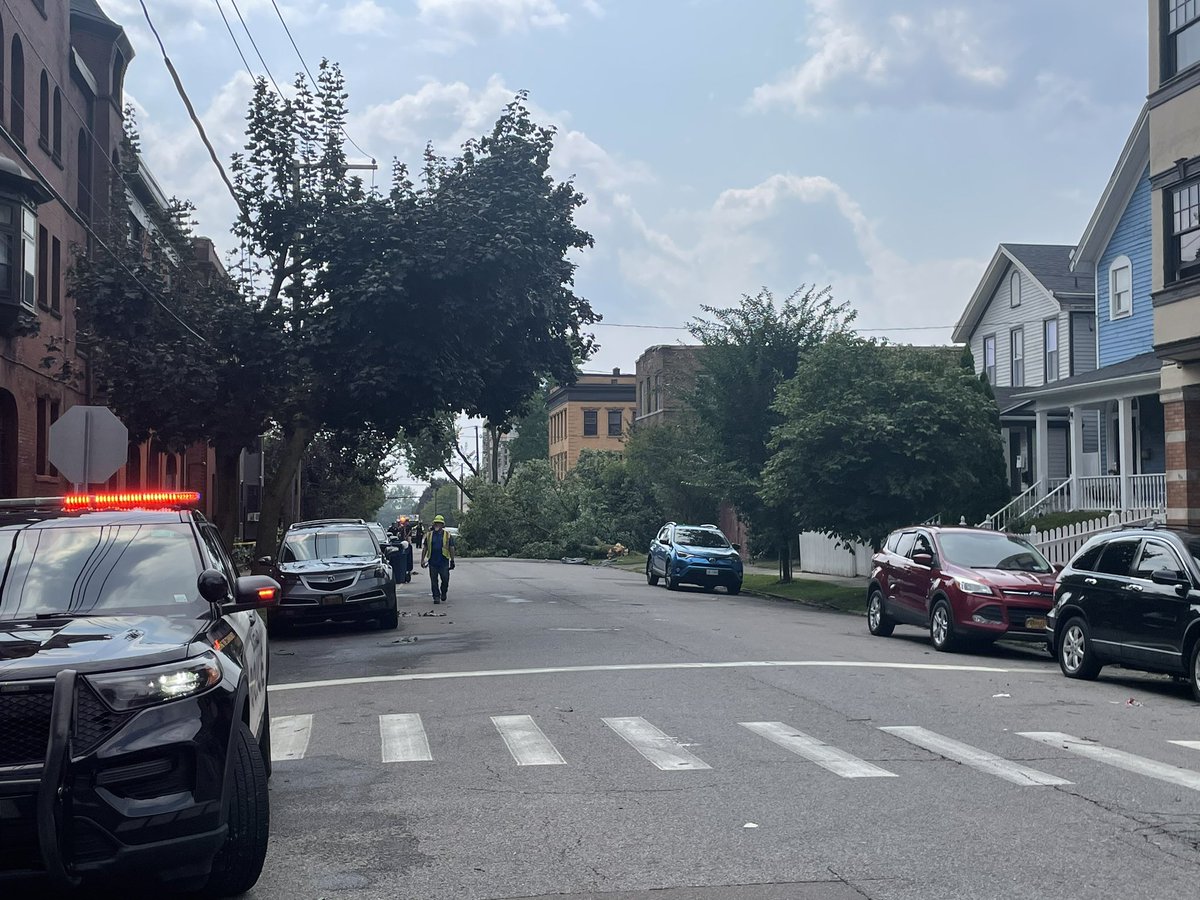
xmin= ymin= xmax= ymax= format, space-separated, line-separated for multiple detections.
xmin=0 ymin=0 xmax=212 ymax=345
xmin=212 ymin=0 xmax=256 ymax=80
xmin=227 ymin=0 xmax=287 ymax=98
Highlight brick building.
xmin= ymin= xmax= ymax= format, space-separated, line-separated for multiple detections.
xmin=548 ymin=369 xmax=636 ymax=478
xmin=633 ymin=344 xmax=707 ymax=428
xmin=0 ymin=0 xmax=131 ymax=498
xmin=1149 ymin=1 xmax=1200 ymax=526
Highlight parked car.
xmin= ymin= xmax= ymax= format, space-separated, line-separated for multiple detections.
xmin=867 ymin=526 xmax=1057 ymax=651
xmin=1048 ymin=524 xmax=1200 ymax=698
xmin=646 ymin=522 xmax=743 ymax=594
xmin=261 ymin=520 xmax=398 ymax=632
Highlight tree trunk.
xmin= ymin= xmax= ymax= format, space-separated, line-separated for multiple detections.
xmin=491 ymin=428 xmax=501 ymax=483
xmin=253 ymin=422 xmax=313 ymax=564
xmin=779 ymin=537 xmax=793 ymax=584
xmin=212 ymin=444 xmax=242 ymax=548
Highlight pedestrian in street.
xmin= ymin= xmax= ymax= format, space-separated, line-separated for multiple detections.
xmin=420 ymin=515 xmax=455 ymax=604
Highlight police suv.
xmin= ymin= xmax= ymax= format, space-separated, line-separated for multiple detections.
xmin=0 ymin=491 xmax=279 ymax=895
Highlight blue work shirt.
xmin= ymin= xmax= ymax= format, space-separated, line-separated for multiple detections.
xmin=429 ymin=531 xmax=450 ymax=567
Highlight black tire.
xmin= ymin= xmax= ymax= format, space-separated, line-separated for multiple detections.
xmin=727 ymin=581 xmax=741 ymax=596
xmin=1058 ymin=616 xmax=1102 ymax=680
xmin=646 ymin=560 xmax=660 ymax=586
xmin=703 ymin=584 xmax=716 ymax=593
xmin=929 ymin=599 xmax=957 ymax=652
xmin=258 ymin=699 xmax=272 ymax=779
xmin=666 ymin=575 xmax=680 ymax=591
xmin=867 ymin=588 xmax=895 ymax=637
xmin=205 ymin=722 xmax=270 ymax=897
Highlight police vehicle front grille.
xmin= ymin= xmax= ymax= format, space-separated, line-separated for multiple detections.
xmin=0 ymin=683 xmax=54 ymax=766
xmin=74 ymin=681 xmax=131 ymax=755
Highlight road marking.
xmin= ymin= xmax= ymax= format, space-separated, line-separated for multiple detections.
xmin=551 ymin=627 xmax=621 ymax=632
xmin=492 ymin=715 xmax=566 ymax=766
xmin=741 ymin=722 xmax=896 ymax=778
xmin=380 ymin=714 xmax=433 ymax=762
xmin=1170 ymin=740 xmax=1200 ymax=751
xmin=1024 ymin=732 xmax=1200 ymax=792
xmin=881 ymin=726 xmax=1070 ymax=786
xmin=603 ymin=717 xmax=712 ymax=771
xmin=270 ymin=659 xmax=1033 ymax=693
xmin=270 ymin=714 xmax=313 ymax=761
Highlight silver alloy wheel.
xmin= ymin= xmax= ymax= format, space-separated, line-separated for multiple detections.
xmin=868 ymin=594 xmax=882 ymax=630
xmin=1062 ymin=624 xmax=1086 ymax=674
xmin=1193 ymin=641 xmax=1200 ymax=688
xmin=931 ymin=606 xmax=949 ymax=646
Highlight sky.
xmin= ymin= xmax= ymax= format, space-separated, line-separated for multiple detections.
xmin=99 ymin=0 xmax=1151 ymax=473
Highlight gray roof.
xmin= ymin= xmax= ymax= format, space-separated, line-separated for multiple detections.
xmin=70 ymin=0 xmax=115 ymax=25
xmin=1000 ymin=243 xmax=1095 ymax=299
xmin=1015 ymin=351 xmax=1161 ymax=396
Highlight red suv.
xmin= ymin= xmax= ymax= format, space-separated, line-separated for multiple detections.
xmin=867 ymin=526 xmax=1057 ymax=651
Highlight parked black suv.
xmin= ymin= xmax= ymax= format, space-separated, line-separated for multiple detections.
xmin=1048 ymin=524 xmax=1200 ymax=698
xmin=0 ymin=491 xmax=280 ymax=895
xmin=263 ymin=519 xmax=398 ymax=632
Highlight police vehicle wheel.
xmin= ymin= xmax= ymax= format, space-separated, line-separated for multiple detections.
xmin=205 ymin=722 xmax=270 ymax=897
xmin=259 ymin=700 xmax=273 ymax=779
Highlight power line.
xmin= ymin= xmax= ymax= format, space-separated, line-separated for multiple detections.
xmin=212 ymin=0 xmax=255 ymax=80
xmin=227 ymin=0 xmax=286 ymax=98
xmin=267 ymin=0 xmax=375 ymax=162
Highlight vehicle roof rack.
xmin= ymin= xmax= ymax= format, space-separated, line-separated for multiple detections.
xmin=290 ymin=518 xmax=366 ymax=527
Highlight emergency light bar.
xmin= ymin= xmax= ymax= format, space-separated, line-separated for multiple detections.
xmin=62 ymin=491 xmax=202 ymax=511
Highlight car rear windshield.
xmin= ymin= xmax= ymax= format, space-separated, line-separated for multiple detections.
xmin=0 ymin=523 xmax=203 ymax=619
xmin=938 ymin=532 xmax=1052 ymax=573
xmin=282 ymin=528 xmax=377 ymax=562
xmin=674 ymin=528 xmax=729 ymax=548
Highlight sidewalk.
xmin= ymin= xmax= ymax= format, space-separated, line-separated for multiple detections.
xmin=743 ymin=561 xmax=869 ymax=589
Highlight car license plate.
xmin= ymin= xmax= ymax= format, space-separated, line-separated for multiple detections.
xmin=321 ymin=594 xmax=344 ymax=606
xmin=705 ymin=568 xmax=718 ymax=576
xmin=1024 ymin=616 xmax=1046 ymax=631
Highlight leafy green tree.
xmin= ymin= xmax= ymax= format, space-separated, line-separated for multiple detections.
xmin=762 ymin=337 xmax=1010 ymax=551
xmin=504 ymin=387 xmax=551 ymax=476
xmin=567 ymin=450 xmax=662 ymax=550
xmin=458 ymin=460 xmax=582 ymax=556
xmin=688 ymin=286 xmax=856 ymax=581
xmin=375 ymin=487 xmax=418 ymax=524
xmin=230 ymin=68 xmax=598 ymax=559
xmin=624 ymin=418 xmax=720 ymax=525
xmin=299 ymin=431 xmax=393 ymax=521
xmin=419 ymin=482 xmax=462 ymax=526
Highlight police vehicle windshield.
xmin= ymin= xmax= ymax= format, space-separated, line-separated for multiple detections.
xmin=282 ymin=527 xmax=377 ymax=562
xmin=0 ymin=521 xmax=205 ymax=620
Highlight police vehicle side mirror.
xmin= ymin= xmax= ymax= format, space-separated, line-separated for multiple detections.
xmin=198 ymin=568 xmax=231 ymax=605
xmin=225 ymin=575 xmax=282 ymax=613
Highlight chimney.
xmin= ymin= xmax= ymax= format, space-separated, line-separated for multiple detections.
xmin=612 ymin=367 xmax=620 ymax=375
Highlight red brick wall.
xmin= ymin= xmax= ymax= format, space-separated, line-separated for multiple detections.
xmin=1164 ymin=388 xmax=1200 ymax=526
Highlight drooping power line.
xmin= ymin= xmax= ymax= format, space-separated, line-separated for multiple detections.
xmin=212 ymin=0 xmax=255 ymax=80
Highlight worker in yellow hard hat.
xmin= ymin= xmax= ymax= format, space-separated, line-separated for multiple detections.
xmin=420 ymin=515 xmax=456 ymax=604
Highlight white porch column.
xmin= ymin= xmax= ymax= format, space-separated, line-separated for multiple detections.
xmin=1070 ymin=405 xmax=1085 ymax=511
xmin=1035 ymin=408 xmax=1050 ymax=498
xmin=1118 ymin=395 xmax=1134 ymax=511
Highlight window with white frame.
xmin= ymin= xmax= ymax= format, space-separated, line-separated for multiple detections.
xmin=1166 ymin=0 xmax=1200 ymax=77
xmin=1109 ymin=256 xmax=1132 ymax=318
xmin=1009 ymin=270 xmax=1021 ymax=308
xmin=983 ymin=335 xmax=996 ymax=384
xmin=1043 ymin=318 xmax=1059 ymax=383
xmin=1010 ymin=327 xmax=1024 ymax=387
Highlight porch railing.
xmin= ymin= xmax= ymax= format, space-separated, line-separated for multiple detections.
xmin=980 ymin=481 xmax=1041 ymax=532
xmin=1076 ymin=475 xmax=1120 ymax=511
xmin=1129 ymin=473 xmax=1167 ymax=512
xmin=1020 ymin=477 xmax=1072 ymax=521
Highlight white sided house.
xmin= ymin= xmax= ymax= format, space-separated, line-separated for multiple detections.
xmin=953 ymin=243 xmax=1098 ymax=527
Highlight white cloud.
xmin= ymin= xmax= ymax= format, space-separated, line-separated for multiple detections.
xmin=416 ymin=0 xmax=569 ymax=33
xmin=338 ymin=0 xmax=392 ymax=36
xmin=749 ymin=0 xmax=1010 ymax=114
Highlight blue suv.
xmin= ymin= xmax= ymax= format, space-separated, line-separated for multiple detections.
xmin=647 ymin=522 xmax=744 ymax=594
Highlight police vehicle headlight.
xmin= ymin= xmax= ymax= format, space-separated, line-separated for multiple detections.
xmin=86 ymin=652 xmax=223 ymax=711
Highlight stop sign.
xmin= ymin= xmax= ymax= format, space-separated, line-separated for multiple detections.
xmin=49 ymin=406 xmax=128 ymax=486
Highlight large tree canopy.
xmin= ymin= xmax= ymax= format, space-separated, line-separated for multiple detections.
xmin=761 ymin=337 xmax=1010 ymax=551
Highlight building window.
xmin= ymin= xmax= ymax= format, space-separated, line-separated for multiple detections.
xmin=607 ymin=409 xmax=622 ymax=437
xmin=36 ymin=225 xmax=46 ymax=308
xmin=1043 ymin=318 xmax=1059 ymax=383
xmin=1166 ymin=0 xmax=1200 ymax=77
xmin=1170 ymin=181 xmax=1200 ymax=283
xmin=1010 ymin=327 xmax=1024 ymax=387
xmin=50 ymin=236 xmax=59 ymax=313
xmin=21 ymin=207 xmax=34 ymax=307
xmin=51 ymin=88 xmax=60 ymax=158
xmin=77 ymin=129 xmax=91 ymax=219
xmin=583 ymin=409 xmax=598 ymax=436
xmin=35 ymin=397 xmax=58 ymax=477
xmin=1009 ymin=270 xmax=1021 ymax=308
xmin=1109 ymin=255 xmax=1133 ymax=317
xmin=983 ymin=335 xmax=996 ymax=384
xmin=9 ymin=35 xmax=23 ymax=146
xmin=37 ymin=70 xmax=47 ymax=149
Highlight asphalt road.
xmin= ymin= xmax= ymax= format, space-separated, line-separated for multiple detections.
xmin=251 ymin=558 xmax=1200 ymax=900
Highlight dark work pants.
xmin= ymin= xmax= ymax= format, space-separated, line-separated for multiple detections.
xmin=428 ymin=563 xmax=450 ymax=599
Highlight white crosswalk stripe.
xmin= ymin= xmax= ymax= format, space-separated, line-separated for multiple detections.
xmin=1023 ymin=732 xmax=1200 ymax=792
xmin=270 ymin=714 xmax=313 ymax=761
xmin=741 ymin=722 xmax=896 ymax=778
xmin=602 ymin=716 xmax=711 ymax=771
xmin=1169 ymin=740 xmax=1200 ymax=752
xmin=492 ymin=715 xmax=566 ymax=765
xmin=380 ymin=714 xmax=433 ymax=762
xmin=881 ymin=726 xmax=1071 ymax=786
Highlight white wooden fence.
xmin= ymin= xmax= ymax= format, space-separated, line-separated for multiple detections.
xmin=797 ymin=509 xmax=1166 ymax=578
